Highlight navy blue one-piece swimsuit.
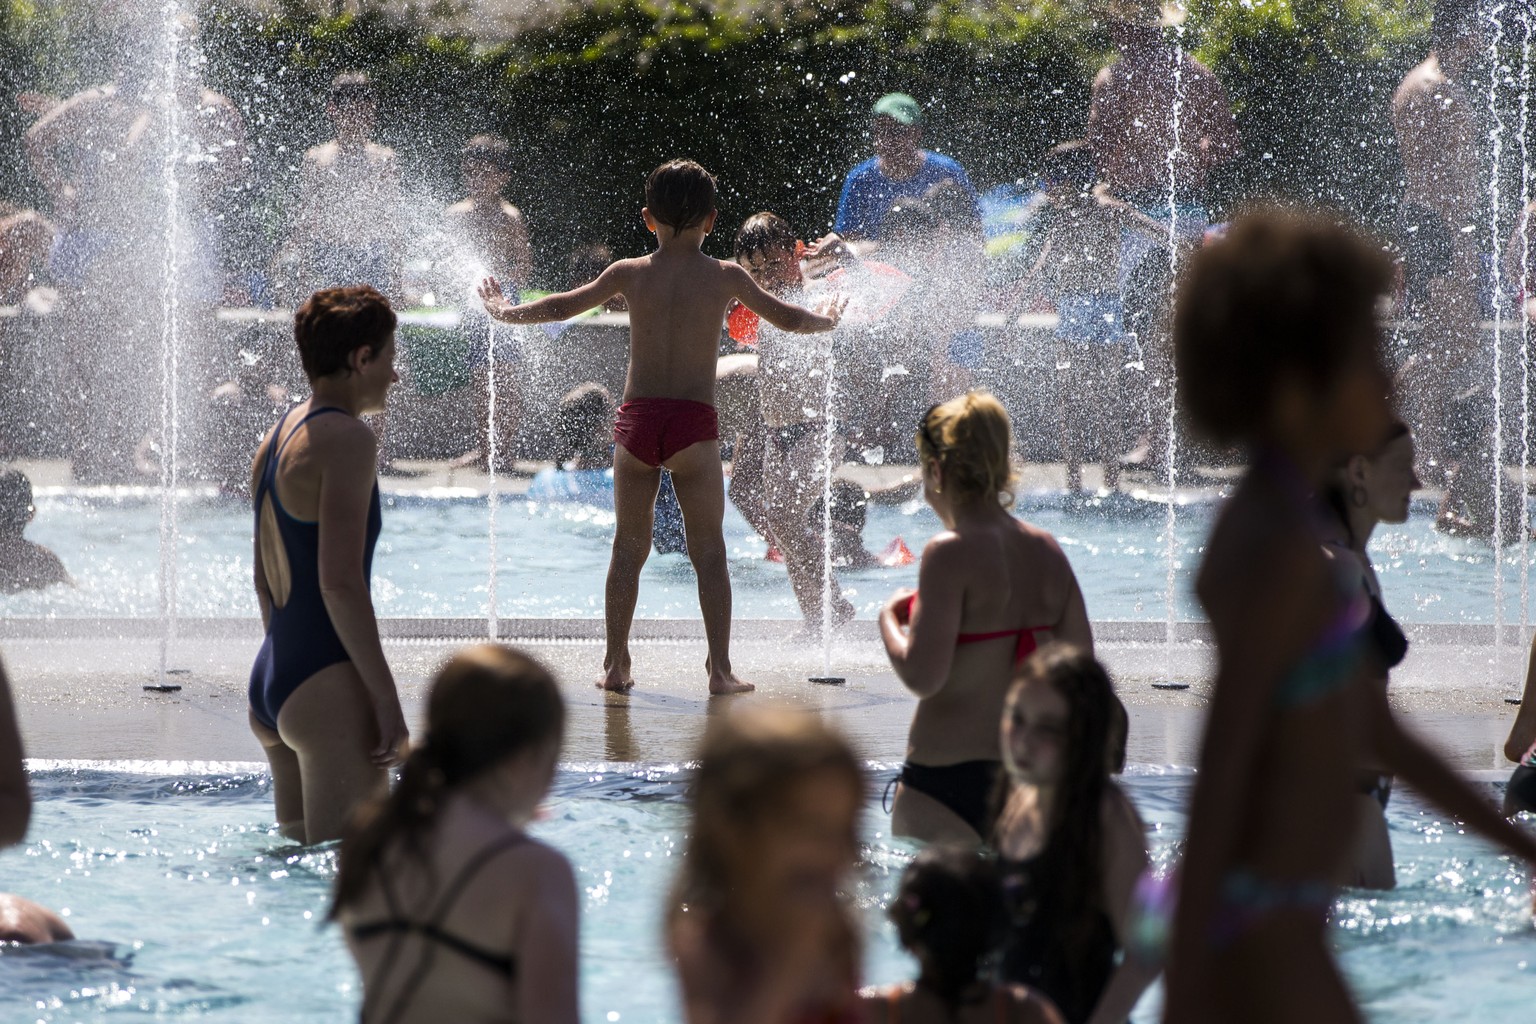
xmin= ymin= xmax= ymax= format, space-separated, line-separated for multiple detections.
xmin=248 ymin=407 xmax=382 ymax=731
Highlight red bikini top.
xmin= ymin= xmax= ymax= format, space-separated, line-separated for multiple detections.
xmin=901 ymin=593 xmax=1050 ymax=667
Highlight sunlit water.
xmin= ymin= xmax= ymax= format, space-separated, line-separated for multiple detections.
xmin=1 ymin=492 xmax=1529 ymax=624
xmin=1 ymin=765 xmax=1531 ymax=1022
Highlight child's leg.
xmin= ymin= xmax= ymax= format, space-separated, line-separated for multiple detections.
xmin=764 ymin=429 xmax=852 ymax=628
xmin=603 ymin=446 xmax=662 ymax=691
xmin=663 ymin=440 xmax=753 ymax=694
xmin=1058 ymin=342 xmax=1085 ymax=492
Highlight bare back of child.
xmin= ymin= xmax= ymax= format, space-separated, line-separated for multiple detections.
xmin=479 ymin=160 xmax=843 ymax=695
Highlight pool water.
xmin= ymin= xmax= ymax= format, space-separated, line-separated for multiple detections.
xmin=2 ymin=491 xmax=1530 ymax=624
xmin=1 ymin=764 xmax=1531 ymax=1022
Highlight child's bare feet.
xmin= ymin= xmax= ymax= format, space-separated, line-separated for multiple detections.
xmin=597 ymin=658 xmax=635 ymax=692
xmin=705 ymin=656 xmax=755 ymax=695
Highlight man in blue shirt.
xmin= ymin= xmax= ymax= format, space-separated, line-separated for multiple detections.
xmin=823 ymin=93 xmax=980 ymax=250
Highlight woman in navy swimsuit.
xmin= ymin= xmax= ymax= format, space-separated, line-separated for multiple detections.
xmin=879 ymin=392 xmax=1093 ymax=844
xmin=249 ymin=286 xmax=408 ymax=844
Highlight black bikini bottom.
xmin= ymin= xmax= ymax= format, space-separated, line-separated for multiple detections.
xmin=1508 ymin=764 xmax=1536 ymax=815
xmin=893 ymin=760 xmax=1003 ymax=839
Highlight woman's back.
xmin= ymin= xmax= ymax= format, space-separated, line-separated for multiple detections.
xmin=342 ymin=796 xmax=571 ymax=1024
xmin=908 ymin=516 xmax=1084 ymax=765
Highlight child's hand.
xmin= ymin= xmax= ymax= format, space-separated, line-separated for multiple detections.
xmin=815 ymin=294 xmax=849 ymax=327
xmin=476 ymin=275 xmax=515 ymax=320
xmin=885 ymin=588 xmax=916 ymax=626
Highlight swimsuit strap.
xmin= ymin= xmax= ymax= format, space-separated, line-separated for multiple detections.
xmin=358 ymin=832 xmax=530 ymax=1024
xmin=255 ymin=407 xmax=296 ymax=501
xmin=260 ymin=406 xmax=351 ymax=510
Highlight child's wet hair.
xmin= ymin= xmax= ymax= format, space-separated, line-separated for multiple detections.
xmin=889 ymin=845 xmax=1006 ymax=1010
xmin=0 ymin=469 xmax=34 ymax=532
xmin=670 ymin=710 xmax=863 ymax=915
xmin=916 ymin=391 xmax=1019 ymax=507
xmin=554 ymin=382 xmax=615 ymax=465
xmin=1041 ymin=139 xmax=1096 ymax=192
xmin=645 ymin=159 xmax=717 ymax=235
xmin=330 ymin=644 xmax=564 ymax=918
xmin=1174 ymin=209 xmax=1391 ymax=446
xmin=1004 ymin=643 xmax=1123 ymax=1009
xmin=461 ymin=133 xmax=513 ymax=174
xmin=733 ymin=211 xmax=795 ymax=260
xmin=293 ymin=285 xmax=397 ymax=380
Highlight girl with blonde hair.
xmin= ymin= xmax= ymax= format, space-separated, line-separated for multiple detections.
xmin=880 ymin=391 xmax=1093 ymax=844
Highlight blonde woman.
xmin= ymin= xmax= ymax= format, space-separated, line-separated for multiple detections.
xmin=880 ymin=392 xmax=1093 ymax=844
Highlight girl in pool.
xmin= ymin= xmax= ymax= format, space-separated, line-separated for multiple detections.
xmin=249 ymin=286 xmax=407 ymax=845
xmin=880 ymin=391 xmax=1093 ymax=844
xmin=1164 ymin=212 xmax=1536 ymax=1023
xmin=331 ymin=644 xmax=577 ymax=1024
xmin=669 ymin=709 xmax=865 ymax=1024
xmin=859 ymin=844 xmax=1066 ymax=1024
xmin=993 ymin=645 xmax=1153 ymax=1024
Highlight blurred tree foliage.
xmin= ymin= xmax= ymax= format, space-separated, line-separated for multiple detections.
xmin=4 ymin=0 xmax=1531 ymax=284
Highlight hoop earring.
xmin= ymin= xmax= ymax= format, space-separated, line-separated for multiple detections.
xmin=1349 ymin=484 xmax=1368 ymax=508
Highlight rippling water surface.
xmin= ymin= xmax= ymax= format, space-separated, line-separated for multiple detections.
xmin=0 ymin=765 xmax=1530 ymax=1022
xmin=1 ymin=492 xmax=1528 ymax=624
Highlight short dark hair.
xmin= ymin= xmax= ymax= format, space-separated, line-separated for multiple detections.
xmin=1042 ymin=138 xmax=1097 ymax=191
xmin=293 ymin=286 xmax=397 ymax=381
xmin=0 ymin=469 xmax=33 ymax=532
xmin=1431 ymin=0 xmax=1481 ymax=51
xmin=328 ymin=71 xmax=374 ymax=106
xmin=1174 ymin=210 xmax=1392 ymax=445
xmin=462 ymin=133 xmax=512 ymax=173
xmin=733 ymin=211 xmax=796 ymax=260
xmin=888 ymin=845 xmax=1006 ymax=1011
xmin=645 ymin=159 xmax=717 ymax=234
xmin=555 ymin=383 xmax=615 ymax=464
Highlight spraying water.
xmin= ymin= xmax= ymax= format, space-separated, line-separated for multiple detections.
xmin=820 ymin=336 xmax=836 ymax=677
xmin=486 ymin=319 xmax=500 ymax=641
xmin=151 ymin=8 xmax=184 ymax=693
xmin=1156 ymin=14 xmax=1187 ymax=690
xmin=1518 ymin=6 xmax=1533 ymax=699
xmin=1488 ymin=1 xmax=1508 ymax=678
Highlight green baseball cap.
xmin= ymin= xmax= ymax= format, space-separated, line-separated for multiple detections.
xmin=872 ymin=93 xmax=922 ymax=126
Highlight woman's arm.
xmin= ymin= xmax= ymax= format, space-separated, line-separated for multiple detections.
xmin=250 ymin=436 xmax=274 ymax=629
xmin=1504 ymin=635 xmax=1536 ymax=763
xmin=316 ymin=425 xmax=406 ymax=767
xmin=1372 ymin=689 xmax=1536 ymax=862
xmin=1086 ymin=788 xmax=1157 ymax=1024
xmin=479 ymin=264 xmax=625 ymax=324
xmin=880 ymin=537 xmax=965 ymax=697
xmin=0 ymin=659 xmax=30 ymax=848
xmin=1053 ymin=559 xmax=1094 ymax=655
xmin=516 ymin=848 xmax=581 ymax=1024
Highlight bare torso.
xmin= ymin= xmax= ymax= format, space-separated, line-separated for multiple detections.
xmin=1392 ymin=56 xmax=1483 ymax=229
xmin=1195 ymin=478 xmax=1369 ymax=887
xmin=445 ymin=197 xmax=532 ymax=286
xmin=1089 ymin=50 xmax=1239 ymax=197
xmin=608 ymin=249 xmax=745 ymax=403
xmin=909 ymin=517 xmax=1089 ymax=765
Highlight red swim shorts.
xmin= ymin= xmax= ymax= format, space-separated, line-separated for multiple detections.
xmin=612 ymin=397 xmax=720 ymax=468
